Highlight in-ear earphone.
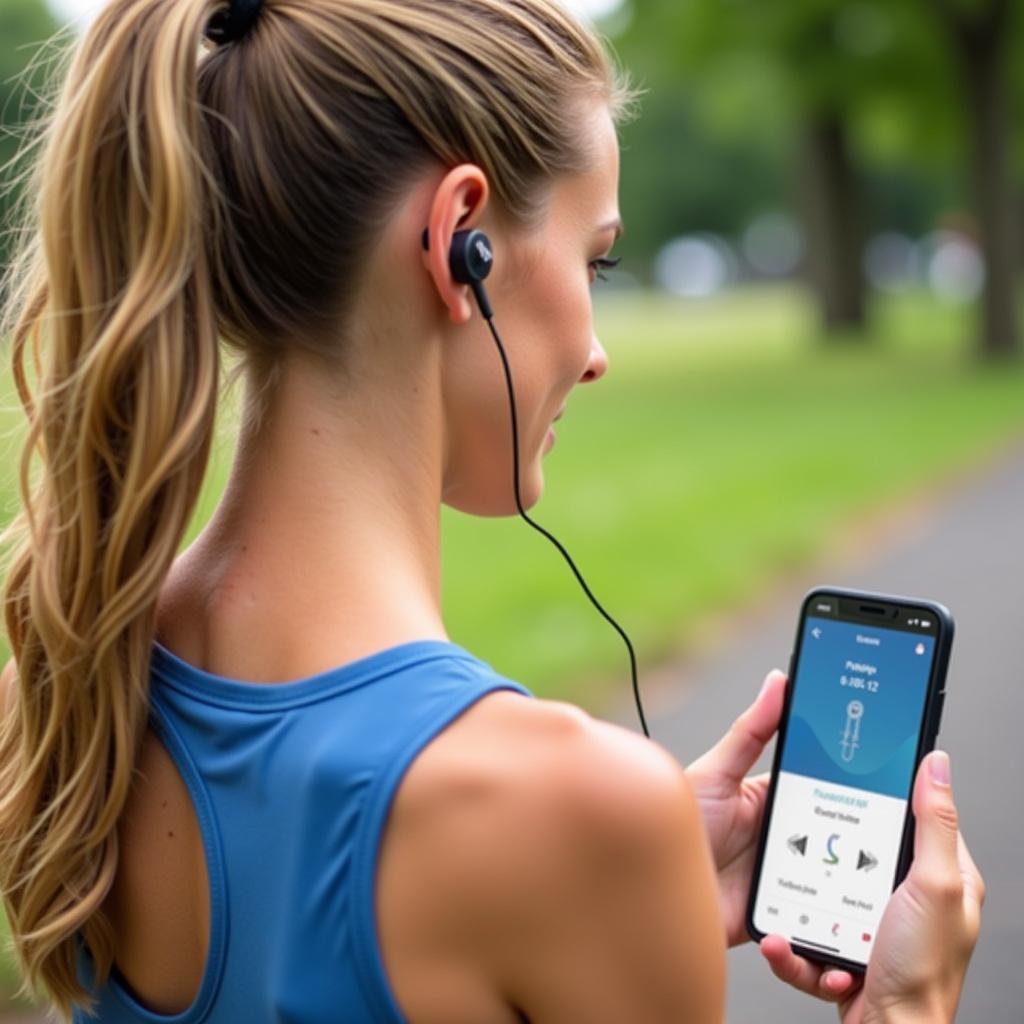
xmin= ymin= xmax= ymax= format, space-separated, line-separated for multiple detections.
xmin=422 ymin=227 xmax=649 ymax=738
xmin=421 ymin=227 xmax=494 ymax=318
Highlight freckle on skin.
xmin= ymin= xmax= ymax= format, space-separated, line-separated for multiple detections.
xmin=312 ymin=428 xmax=320 ymax=436
xmin=167 ymin=831 xmax=174 ymax=838
xmin=161 ymin=801 xmax=167 ymax=808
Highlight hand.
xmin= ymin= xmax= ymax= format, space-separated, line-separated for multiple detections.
xmin=759 ymin=750 xmax=985 ymax=1023
xmin=685 ymin=668 xmax=788 ymax=948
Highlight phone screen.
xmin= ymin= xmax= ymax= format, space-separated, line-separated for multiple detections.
xmin=749 ymin=592 xmax=946 ymax=967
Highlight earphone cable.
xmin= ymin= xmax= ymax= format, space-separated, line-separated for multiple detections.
xmin=481 ymin=308 xmax=650 ymax=739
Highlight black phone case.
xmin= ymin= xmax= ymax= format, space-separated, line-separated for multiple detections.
xmin=743 ymin=584 xmax=955 ymax=974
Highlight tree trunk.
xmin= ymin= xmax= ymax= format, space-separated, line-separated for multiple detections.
xmin=948 ymin=3 xmax=1019 ymax=358
xmin=799 ymin=111 xmax=866 ymax=336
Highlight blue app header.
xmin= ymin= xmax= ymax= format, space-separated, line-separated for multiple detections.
xmin=781 ymin=617 xmax=935 ymax=799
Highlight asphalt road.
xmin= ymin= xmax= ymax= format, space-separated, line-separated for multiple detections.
xmin=610 ymin=439 xmax=1024 ymax=1022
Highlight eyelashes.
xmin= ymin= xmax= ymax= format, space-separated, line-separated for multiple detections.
xmin=591 ymin=256 xmax=622 ymax=281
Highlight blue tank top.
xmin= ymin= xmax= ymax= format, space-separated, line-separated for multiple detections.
xmin=73 ymin=638 xmax=534 ymax=1023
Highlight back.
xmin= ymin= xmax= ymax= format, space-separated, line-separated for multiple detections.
xmin=74 ymin=639 xmax=532 ymax=1023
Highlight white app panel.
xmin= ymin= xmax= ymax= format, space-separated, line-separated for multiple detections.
xmin=753 ymin=771 xmax=906 ymax=963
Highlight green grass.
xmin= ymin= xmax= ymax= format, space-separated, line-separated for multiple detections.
xmin=1 ymin=285 xmax=1024 ymax=1010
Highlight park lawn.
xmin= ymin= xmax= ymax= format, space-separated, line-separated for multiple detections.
xmin=1 ymin=285 xmax=1022 ymax=718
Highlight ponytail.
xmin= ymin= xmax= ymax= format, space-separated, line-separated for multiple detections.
xmin=0 ymin=1 xmax=220 ymax=1018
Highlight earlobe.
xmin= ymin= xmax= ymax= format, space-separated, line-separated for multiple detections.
xmin=421 ymin=228 xmax=472 ymax=325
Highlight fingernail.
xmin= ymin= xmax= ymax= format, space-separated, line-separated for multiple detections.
xmin=760 ymin=671 xmax=781 ymax=699
xmin=929 ymin=750 xmax=951 ymax=786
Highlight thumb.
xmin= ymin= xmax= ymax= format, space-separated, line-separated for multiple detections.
xmin=910 ymin=749 xmax=960 ymax=879
xmin=689 ymin=670 xmax=787 ymax=786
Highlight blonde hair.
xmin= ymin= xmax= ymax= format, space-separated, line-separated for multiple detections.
xmin=0 ymin=0 xmax=635 ymax=1019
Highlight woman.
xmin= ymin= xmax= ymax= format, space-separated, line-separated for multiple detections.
xmin=0 ymin=1 xmax=983 ymax=1021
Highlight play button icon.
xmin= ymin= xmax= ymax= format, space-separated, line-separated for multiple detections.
xmin=787 ymin=834 xmax=808 ymax=856
xmin=857 ymin=849 xmax=878 ymax=872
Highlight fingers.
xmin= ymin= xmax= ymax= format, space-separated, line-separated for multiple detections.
xmin=758 ymin=934 xmax=858 ymax=1002
xmin=690 ymin=670 xmax=787 ymax=786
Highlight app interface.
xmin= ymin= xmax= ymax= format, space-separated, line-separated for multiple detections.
xmin=752 ymin=614 xmax=936 ymax=963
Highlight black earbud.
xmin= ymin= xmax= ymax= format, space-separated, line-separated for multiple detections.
xmin=421 ymin=227 xmax=494 ymax=319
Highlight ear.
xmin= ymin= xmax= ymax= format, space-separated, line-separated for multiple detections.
xmin=423 ymin=165 xmax=490 ymax=325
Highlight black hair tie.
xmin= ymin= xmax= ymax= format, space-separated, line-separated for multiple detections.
xmin=206 ymin=0 xmax=264 ymax=45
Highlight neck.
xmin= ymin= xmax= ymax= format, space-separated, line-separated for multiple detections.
xmin=167 ymin=346 xmax=450 ymax=671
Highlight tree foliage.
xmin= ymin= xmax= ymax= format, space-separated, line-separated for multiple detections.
xmin=609 ymin=0 xmax=1022 ymax=352
xmin=0 ymin=0 xmax=60 ymax=277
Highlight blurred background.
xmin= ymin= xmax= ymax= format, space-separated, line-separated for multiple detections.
xmin=2 ymin=0 xmax=1023 ymax=1019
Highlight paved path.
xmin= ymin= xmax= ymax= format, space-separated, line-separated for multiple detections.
xmin=610 ymin=438 xmax=1024 ymax=1022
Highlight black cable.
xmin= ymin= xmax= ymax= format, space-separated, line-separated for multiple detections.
xmin=480 ymin=308 xmax=650 ymax=739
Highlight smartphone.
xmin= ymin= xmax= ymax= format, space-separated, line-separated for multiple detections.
xmin=745 ymin=585 xmax=954 ymax=974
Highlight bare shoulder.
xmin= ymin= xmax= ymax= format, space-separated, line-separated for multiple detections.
xmin=458 ymin=690 xmax=693 ymax=827
xmin=421 ymin=684 xmax=682 ymax=780
xmin=377 ymin=690 xmax=725 ymax=1023
xmin=385 ymin=690 xmax=691 ymax=852
xmin=441 ymin=690 xmax=708 ymax=887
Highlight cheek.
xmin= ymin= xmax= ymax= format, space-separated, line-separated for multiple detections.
xmin=440 ymin=327 xmax=518 ymax=495
xmin=526 ymin=260 xmax=594 ymax=383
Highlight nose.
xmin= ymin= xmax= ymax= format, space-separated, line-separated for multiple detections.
xmin=580 ymin=334 xmax=609 ymax=384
